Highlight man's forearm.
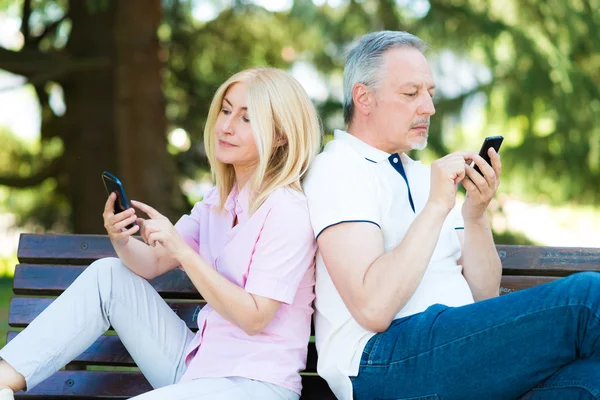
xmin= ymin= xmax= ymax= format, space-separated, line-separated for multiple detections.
xmin=461 ymin=215 xmax=502 ymax=300
xmin=361 ymin=203 xmax=449 ymax=327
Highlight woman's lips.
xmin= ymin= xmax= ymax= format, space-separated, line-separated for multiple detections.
xmin=219 ymin=139 xmax=236 ymax=147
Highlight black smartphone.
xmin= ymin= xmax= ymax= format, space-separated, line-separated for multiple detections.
xmin=101 ymin=171 xmax=136 ymax=229
xmin=473 ymin=136 xmax=503 ymax=175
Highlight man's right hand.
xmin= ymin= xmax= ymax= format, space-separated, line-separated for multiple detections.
xmin=428 ymin=152 xmax=474 ymax=213
xmin=102 ymin=192 xmax=140 ymax=246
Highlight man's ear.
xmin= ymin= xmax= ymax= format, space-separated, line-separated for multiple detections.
xmin=352 ymin=83 xmax=373 ymax=117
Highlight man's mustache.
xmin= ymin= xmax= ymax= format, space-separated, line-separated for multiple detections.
xmin=410 ymin=118 xmax=430 ymax=128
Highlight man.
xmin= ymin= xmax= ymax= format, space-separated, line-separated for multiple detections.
xmin=303 ymin=30 xmax=600 ymax=400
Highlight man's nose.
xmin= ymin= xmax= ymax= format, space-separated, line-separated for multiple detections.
xmin=418 ymin=93 xmax=436 ymax=116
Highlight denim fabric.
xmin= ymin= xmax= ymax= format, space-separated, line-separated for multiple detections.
xmin=351 ymin=272 xmax=600 ymax=400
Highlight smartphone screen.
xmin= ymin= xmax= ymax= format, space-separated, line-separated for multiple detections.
xmin=474 ymin=136 xmax=503 ymax=175
xmin=101 ymin=171 xmax=135 ymax=229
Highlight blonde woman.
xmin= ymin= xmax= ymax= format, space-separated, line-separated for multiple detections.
xmin=0 ymin=67 xmax=321 ymax=400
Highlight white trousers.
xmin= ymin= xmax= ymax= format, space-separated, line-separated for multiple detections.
xmin=0 ymin=258 xmax=298 ymax=400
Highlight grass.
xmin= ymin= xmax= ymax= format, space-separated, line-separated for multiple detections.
xmin=0 ymin=277 xmax=12 ymax=347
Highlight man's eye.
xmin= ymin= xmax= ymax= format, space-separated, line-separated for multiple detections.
xmin=405 ymin=93 xmax=417 ymax=97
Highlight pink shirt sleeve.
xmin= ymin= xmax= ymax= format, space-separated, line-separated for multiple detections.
xmin=244 ymin=201 xmax=316 ymax=304
xmin=174 ymin=202 xmax=203 ymax=254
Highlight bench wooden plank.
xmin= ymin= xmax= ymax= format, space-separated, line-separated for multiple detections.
xmin=8 ymin=298 xmax=205 ymax=330
xmin=10 ymin=267 xmax=565 ymax=299
xmin=6 ymin=332 xmax=320 ymax=372
xmin=499 ymin=275 xmax=559 ymax=294
xmin=498 ymin=246 xmax=600 ymax=275
xmin=17 ymin=234 xmax=600 ymax=275
xmin=14 ymin=371 xmax=335 ymax=399
xmin=13 ymin=265 xmax=200 ymax=299
xmin=18 ymin=234 xmax=116 ymax=265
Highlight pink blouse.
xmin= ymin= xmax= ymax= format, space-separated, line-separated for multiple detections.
xmin=174 ymin=184 xmax=316 ymax=394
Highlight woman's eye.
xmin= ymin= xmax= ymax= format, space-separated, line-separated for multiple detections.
xmin=221 ymin=108 xmax=231 ymax=115
xmin=242 ymin=116 xmax=250 ymax=123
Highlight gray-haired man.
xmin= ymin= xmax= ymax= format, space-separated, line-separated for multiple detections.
xmin=303 ymin=30 xmax=600 ymax=400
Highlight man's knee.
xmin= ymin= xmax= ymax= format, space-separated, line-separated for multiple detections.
xmin=562 ymin=271 xmax=600 ymax=292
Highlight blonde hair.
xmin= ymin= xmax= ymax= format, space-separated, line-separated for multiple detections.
xmin=204 ymin=67 xmax=322 ymax=213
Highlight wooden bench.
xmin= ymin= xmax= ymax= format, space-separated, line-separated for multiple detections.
xmin=5 ymin=234 xmax=600 ymax=399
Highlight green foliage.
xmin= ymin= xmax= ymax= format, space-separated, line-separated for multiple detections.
xmin=0 ymin=128 xmax=69 ymax=230
xmin=2 ymin=0 xmax=600 ymax=235
xmin=492 ymin=229 xmax=538 ymax=246
xmin=418 ymin=0 xmax=600 ymax=204
xmin=162 ymin=0 xmax=600 ymax=208
xmin=0 ymin=278 xmax=12 ymax=347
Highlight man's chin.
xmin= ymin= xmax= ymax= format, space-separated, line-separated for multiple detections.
xmin=410 ymin=139 xmax=428 ymax=151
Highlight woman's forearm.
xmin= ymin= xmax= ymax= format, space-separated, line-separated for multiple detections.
xmin=112 ymin=238 xmax=174 ymax=279
xmin=177 ymin=248 xmax=272 ymax=335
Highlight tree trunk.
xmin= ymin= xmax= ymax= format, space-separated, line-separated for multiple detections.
xmin=114 ymin=0 xmax=180 ymax=223
xmin=61 ymin=0 xmax=176 ymax=233
xmin=62 ymin=1 xmax=118 ymax=234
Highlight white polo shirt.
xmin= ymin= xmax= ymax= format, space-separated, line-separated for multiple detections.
xmin=303 ymin=130 xmax=475 ymax=400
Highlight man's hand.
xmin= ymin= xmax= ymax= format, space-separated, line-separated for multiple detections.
xmin=428 ymin=152 xmax=473 ymax=213
xmin=103 ymin=193 xmax=139 ymax=247
xmin=132 ymin=200 xmax=191 ymax=261
xmin=461 ymin=147 xmax=502 ymax=221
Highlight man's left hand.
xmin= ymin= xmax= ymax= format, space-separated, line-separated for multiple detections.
xmin=461 ymin=148 xmax=502 ymax=221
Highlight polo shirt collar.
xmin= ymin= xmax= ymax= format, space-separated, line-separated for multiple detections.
xmin=334 ymin=129 xmax=417 ymax=165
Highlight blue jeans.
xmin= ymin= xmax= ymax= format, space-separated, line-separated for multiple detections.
xmin=351 ymin=272 xmax=600 ymax=400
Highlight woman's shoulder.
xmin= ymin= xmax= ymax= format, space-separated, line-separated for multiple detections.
xmin=260 ymin=186 xmax=314 ymax=238
xmin=198 ymin=186 xmax=220 ymax=205
xmin=264 ymin=186 xmax=309 ymax=211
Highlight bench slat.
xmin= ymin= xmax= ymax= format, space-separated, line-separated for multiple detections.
xmin=18 ymin=234 xmax=116 ymax=265
xmin=8 ymin=298 xmax=204 ymax=330
xmin=18 ymin=234 xmax=600 ymax=275
xmin=13 ymin=264 xmax=200 ymax=299
xmin=6 ymin=332 xmax=320 ymax=372
xmin=498 ymin=245 xmax=600 ymax=275
xmin=499 ymin=275 xmax=559 ymax=294
xmin=14 ymin=371 xmax=335 ymax=399
xmin=9 ymin=268 xmax=565 ymax=299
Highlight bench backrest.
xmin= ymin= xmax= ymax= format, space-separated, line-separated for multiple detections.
xmin=7 ymin=234 xmax=600 ymax=399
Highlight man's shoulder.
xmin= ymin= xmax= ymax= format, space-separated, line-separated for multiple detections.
xmin=318 ymin=138 xmax=363 ymax=162
xmin=303 ymin=141 xmax=378 ymax=202
xmin=308 ymin=139 xmax=371 ymax=178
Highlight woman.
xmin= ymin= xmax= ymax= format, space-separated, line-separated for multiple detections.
xmin=0 ymin=67 xmax=321 ymax=400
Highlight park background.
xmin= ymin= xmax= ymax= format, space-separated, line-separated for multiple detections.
xmin=0 ymin=0 xmax=599 ymax=347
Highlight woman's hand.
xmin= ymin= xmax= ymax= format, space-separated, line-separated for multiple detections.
xmin=103 ymin=193 xmax=139 ymax=247
xmin=131 ymin=200 xmax=191 ymax=261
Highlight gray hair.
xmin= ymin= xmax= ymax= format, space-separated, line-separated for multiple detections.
xmin=343 ymin=31 xmax=427 ymax=124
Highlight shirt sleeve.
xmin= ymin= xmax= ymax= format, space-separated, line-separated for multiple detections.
xmin=303 ymin=151 xmax=381 ymax=238
xmin=244 ymin=200 xmax=316 ymax=304
xmin=174 ymin=202 xmax=203 ymax=254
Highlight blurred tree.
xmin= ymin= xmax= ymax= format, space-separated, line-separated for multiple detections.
xmin=0 ymin=0 xmax=179 ymax=233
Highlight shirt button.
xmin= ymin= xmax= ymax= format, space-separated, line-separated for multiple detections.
xmin=393 ymin=157 xmax=399 ymax=163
